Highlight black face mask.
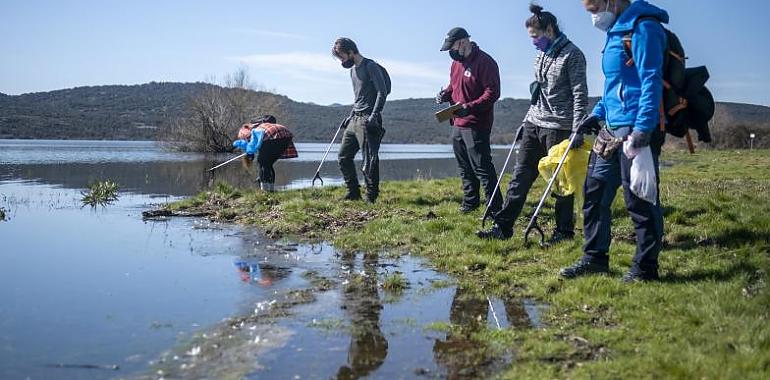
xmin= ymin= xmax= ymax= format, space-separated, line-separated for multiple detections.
xmin=341 ymin=59 xmax=355 ymax=69
xmin=449 ymin=49 xmax=464 ymax=62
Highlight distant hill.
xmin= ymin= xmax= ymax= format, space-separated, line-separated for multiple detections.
xmin=1 ymin=82 xmax=768 ymax=148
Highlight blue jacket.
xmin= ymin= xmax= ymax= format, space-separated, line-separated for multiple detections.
xmin=592 ymin=0 xmax=669 ymax=133
xmin=232 ymin=129 xmax=265 ymax=155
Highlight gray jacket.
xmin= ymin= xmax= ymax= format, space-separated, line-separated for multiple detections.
xmin=525 ymin=35 xmax=589 ymax=131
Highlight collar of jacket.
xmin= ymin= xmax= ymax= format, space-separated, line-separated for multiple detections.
xmin=545 ymin=33 xmax=568 ymax=56
xmin=610 ymin=0 xmax=670 ymax=33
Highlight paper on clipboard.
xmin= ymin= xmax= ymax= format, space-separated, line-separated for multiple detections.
xmin=434 ymin=104 xmax=463 ymax=123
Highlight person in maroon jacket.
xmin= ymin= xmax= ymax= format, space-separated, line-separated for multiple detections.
xmin=437 ymin=27 xmax=503 ymax=214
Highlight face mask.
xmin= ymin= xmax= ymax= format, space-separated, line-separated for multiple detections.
xmin=592 ymin=1 xmax=616 ymax=32
xmin=341 ymin=58 xmax=355 ymax=69
xmin=533 ymin=35 xmax=552 ymax=52
xmin=449 ymin=49 xmax=464 ymax=62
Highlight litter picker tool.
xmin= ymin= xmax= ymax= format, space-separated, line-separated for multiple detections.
xmin=311 ymin=120 xmax=346 ymax=187
xmin=523 ymin=131 xmax=582 ymax=247
xmin=207 ymin=153 xmax=247 ymax=172
xmin=480 ymin=124 xmax=524 ymax=229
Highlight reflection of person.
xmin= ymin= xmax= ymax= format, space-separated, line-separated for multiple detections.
xmin=436 ymin=27 xmax=503 ymax=214
xmin=332 ymin=38 xmax=389 ymax=203
xmin=234 ymin=261 xmax=290 ymax=286
xmin=232 ymin=115 xmax=298 ymax=192
xmin=433 ymin=287 xmax=532 ymax=377
xmin=478 ymin=4 xmax=588 ymax=243
xmin=336 ymin=253 xmax=388 ymax=379
xmin=562 ymin=0 xmax=668 ymax=283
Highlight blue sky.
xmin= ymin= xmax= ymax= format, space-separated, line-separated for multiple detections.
xmin=1 ymin=0 xmax=769 ymax=106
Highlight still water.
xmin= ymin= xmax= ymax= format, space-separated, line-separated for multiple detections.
xmin=0 ymin=140 xmax=531 ymax=379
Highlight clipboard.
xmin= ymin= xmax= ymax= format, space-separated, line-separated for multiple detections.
xmin=434 ymin=104 xmax=463 ymax=123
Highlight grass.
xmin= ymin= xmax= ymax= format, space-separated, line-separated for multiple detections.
xmin=381 ymin=272 xmax=409 ymax=292
xmin=168 ymin=150 xmax=770 ymax=379
xmin=0 ymin=207 xmax=6 ymax=221
xmin=81 ymin=180 xmax=120 ymax=207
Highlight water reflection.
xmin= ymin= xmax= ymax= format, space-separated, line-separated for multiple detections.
xmin=336 ymin=252 xmax=388 ymax=380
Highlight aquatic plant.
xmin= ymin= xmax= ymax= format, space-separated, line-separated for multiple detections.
xmin=81 ymin=180 xmax=120 ymax=207
xmin=381 ymin=272 xmax=409 ymax=292
xmin=0 ymin=207 xmax=6 ymax=221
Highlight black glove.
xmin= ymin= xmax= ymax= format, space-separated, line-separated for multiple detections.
xmin=365 ymin=112 xmax=380 ymax=128
xmin=435 ymin=90 xmax=448 ymax=105
xmin=629 ymin=130 xmax=651 ymax=148
xmin=246 ymin=153 xmax=255 ymax=160
xmin=454 ymin=104 xmax=471 ymax=118
xmin=341 ymin=116 xmax=352 ymax=129
xmin=570 ymin=133 xmax=585 ymax=150
xmin=577 ymin=115 xmax=601 ymax=135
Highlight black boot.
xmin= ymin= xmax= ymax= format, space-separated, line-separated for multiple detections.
xmin=559 ymin=258 xmax=610 ymax=279
xmin=622 ymin=266 xmax=660 ymax=283
xmin=458 ymin=204 xmax=479 ymax=214
xmin=548 ymin=231 xmax=575 ymax=245
xmin=477 ymin=224 xmax=513 ymax=240
xmin=342 ymin=187 xmax=361 ymax=201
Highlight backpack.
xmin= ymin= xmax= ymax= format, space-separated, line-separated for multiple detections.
xmin=368 ymin=60 xmax=392 ymax=95
xmin=623 ymin=17 xmax=715 ymax=148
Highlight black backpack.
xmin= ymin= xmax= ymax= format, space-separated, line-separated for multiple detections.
xmin=368 ymin=60 xmax=392 ymax=95
xmin=623 ymin=17 xmax=715 ymax=146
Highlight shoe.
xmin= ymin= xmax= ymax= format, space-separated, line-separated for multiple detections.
xmin=458 ymin=204 xmax=479 ymax=214
xmin=559 ymin=259 xmax=610 ymax=279
xmin=365 ymin=195 xmax=377 ymax=204
xmin=476 ymin=224 xmax=513 ymax=240
xmin=622 ymin=266 xmax=660 ymax=283
xmin=342 ymin=192 xmax=361 ymax=201
xmin=548 ymin=231 xmax=575 ymax=245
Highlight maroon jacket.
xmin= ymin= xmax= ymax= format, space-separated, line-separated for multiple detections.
xmin=440 ymin=43 xmax=501 ymax=130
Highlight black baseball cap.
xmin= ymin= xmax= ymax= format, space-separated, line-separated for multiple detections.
xmin=440 ymin=27 xmax=470 ymax=51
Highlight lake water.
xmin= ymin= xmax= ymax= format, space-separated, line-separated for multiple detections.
xmin=0 ymin=140 xmax=529 ymax=379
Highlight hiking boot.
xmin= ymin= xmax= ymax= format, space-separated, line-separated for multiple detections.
xmin=342 ymin=191 xmax=361 ymax=201
xmin=548 ymin=231 xmax=575 ymax=245
xmin=559 ymin=259 xmax=610 ymax=279
xmin=458 ymin=204 xmax=479 ymax=214
xmin=365 ymin=194 xmax=377 ymax=204
xmin=477 ymin=224 xmax=513 ymax=240
xmin=622 ymin=267 xmax=660 ymax=283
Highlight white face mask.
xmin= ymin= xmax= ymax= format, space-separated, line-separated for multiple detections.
xmin=592 ymin=1 xmax=617 ymax=32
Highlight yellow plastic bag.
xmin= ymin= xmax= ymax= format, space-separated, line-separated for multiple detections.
xmin=537 ymin=137 xmax=592 ymax=208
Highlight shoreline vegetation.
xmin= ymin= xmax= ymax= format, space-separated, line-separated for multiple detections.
xmin=155 ymin=150 xmax=770 ymax=378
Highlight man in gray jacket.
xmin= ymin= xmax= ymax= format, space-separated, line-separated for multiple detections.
xmin=478 ymin=5 xmax=588 ymax=242
xmin=332 ymin=37 xmax=389 ymax=203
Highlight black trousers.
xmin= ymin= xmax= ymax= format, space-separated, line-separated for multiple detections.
xmin=452 ymin=127 xmax=502 ymax=210
xmin=581 ymin=127 xmax=665 ymax=273
xmin=494 ymin=123 xmax=574 ymax=234
xmin=256 ymin=138 xmax=290 ymax=184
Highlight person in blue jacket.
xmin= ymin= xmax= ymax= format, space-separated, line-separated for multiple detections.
xmin=561 ymin=0 xmax=668 ymax=283
xmin=232 ymin=115 xmax=298 ymax=192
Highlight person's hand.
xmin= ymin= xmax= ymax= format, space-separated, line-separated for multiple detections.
xmin=365 ymin=112 xmax=380 ymax=128
xmin=435 ymin=90 xmax=448 ymax=105
xmin=246 ymin=153 xmax=255 ymax=160
xmin=569 ymin=133 xmax=585 ymax=150
xmin=454 ymin=104 xmax=471 ymax=118
xmin=577 ymin=115 xmax=601 ymax=135
xmin=629 ymin=130 xmax=651 ymax=148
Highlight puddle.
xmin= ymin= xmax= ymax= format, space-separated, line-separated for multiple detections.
xmin=142 ymin=244 xmax=546 ymax=380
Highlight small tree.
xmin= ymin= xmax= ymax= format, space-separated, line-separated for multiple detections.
xmin=161 ymin=67 xmax=286 ymax=152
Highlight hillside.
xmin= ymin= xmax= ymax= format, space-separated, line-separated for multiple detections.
xmin=1 ymin=83 xmax=768 ymax=147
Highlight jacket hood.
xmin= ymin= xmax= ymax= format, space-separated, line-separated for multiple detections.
xmin=611 ymin=0 xmax=669 ymax=33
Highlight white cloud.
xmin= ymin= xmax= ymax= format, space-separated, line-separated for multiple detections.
xmin=229 ymin=51 xmax=449 ymax=103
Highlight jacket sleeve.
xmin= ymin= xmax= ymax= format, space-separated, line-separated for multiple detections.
xmin=567 ymin=49 xmax=589 ymax=131
xmin=632 ymin=19 xmax=667 ymax=133
xmin=366 ymin=61 xmax=388 ymax=114
xmin=465 ymin=57 xmax=500 ymax=112
xmin=246 ymin=129 xmax=265 ymax=155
